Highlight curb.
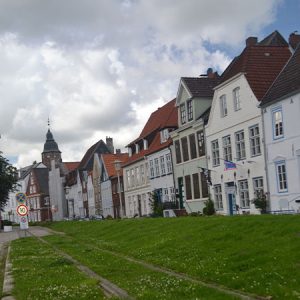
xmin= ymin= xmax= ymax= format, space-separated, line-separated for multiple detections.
xmin=2 ymin=244 xmax=16 ymax=300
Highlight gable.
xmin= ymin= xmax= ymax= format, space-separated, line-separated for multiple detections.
xmin=176 ymin=81 xmax=191 ymax=106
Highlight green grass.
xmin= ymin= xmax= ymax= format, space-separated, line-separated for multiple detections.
xmin=46 ymin=215 xmax=300 ymax=299
xmin=10 ymin=237 xmax=104 ymax=300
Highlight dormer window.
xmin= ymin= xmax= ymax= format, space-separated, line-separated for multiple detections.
xmin=143 ymin=139 xmax=148 ymax=150
xmin=135 ymin=144 xmax=140 ymax=154
xmin=180 ymin=104 xmax=186 ymax=125
xmin=160 ymin=129 xmax=169 ymax=143
xmin=233 ymin=87 xmax=241 ymax=111
xmin=187 ymin=100 xmax=193 ymax=121
xmin=220 ymin=94 xmax=227 ymax=117
xmin=128 ymin=147 xmax=132 ymax=157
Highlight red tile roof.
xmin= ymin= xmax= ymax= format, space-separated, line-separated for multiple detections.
xmin=124 ymin=98 xmax=178 ymax=167
xmin=261 ymin=44 xmax=300 ymax=106
xmin=221 ymin=32 xmax=291 ymax=101
xmin=64 ymin=162 xmax=80 ymax=172
xmin=101 ymin=153 xmax=129 ymax=177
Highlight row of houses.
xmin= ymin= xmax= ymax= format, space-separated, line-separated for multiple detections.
xmin=4 ymin=30 xmax=300 ymax=222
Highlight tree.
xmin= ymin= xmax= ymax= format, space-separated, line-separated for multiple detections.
xmin=0 ymin=152 xmax=18 ymax=210
xmin=203 ymin=196 xmax=215 ymax=216
xmin=251 ymin=191 xmax=268 ymax=214
xmin=150 ymin=190 xmax=164 ymax=217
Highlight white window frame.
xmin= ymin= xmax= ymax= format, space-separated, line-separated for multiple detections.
xmin=214 ymin=185 xmax=223 ymax=210
xmin=160 ymin=156 xmax=166 ymax=175
xmin=275 ymin=161 xmax=288 ymax=192
xmin=222 ymin=135 xmax=232 ymax=162
xmin=166 ymin=153 xmax=172 ymax=173
xmin=154 ymin=158 xmax=160 ymax=177
xmin=187 ymin=99 xmax=193 ymax=121
xmin=272 ymin=107 xmax=284 ymax=139
xmin=235 ymin=130 xmax=246 ymax=161
xmin=233 ymin=87 xmax=241 ymax=111
xmin=253 ymin=177 xmax=264 ymax=198
xmin=249 ymin=124 xmax=261 ymax=157
xmin=180 ymin=104 xmax=186 ymax=125
xmin=211 ymin=139 xmax=220 ymax=167
xmin=220 ymin=94 xmax=227 ymax=117
xmin=239 ymin=180 xmax=249 ymax=208
xmin=149 ymin=160 xmax=154 ymax=178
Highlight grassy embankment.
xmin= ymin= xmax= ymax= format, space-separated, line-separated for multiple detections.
xmin=10 ymin=215 xmax=300 ymax=299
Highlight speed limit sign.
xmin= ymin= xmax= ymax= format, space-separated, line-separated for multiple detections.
xmin=16 ymin=204 xmax=29 ymax=217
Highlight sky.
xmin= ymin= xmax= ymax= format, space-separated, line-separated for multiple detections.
xmin=0 ymin=0 xmax=299 ymax=167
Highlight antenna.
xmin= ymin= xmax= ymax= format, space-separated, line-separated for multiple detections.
xmin=48 ymin=117 xmax=51 ymax=129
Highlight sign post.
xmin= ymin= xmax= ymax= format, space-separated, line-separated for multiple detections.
xmin=16 ymin=203 xmax=29 ymax=235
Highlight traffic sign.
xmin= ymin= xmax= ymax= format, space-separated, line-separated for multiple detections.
xmin=16 ymin=192 xmax=26 ymax=204
xmin=20 ymin=216 xmax=29 ymax=230
xmin=17 ymin=204 xmax=29 ymax=217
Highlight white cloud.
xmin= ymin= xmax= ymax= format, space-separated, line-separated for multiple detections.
xmin=0 ymin=0 xmax=283 ymax=166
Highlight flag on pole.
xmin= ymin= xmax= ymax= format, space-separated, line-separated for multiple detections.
xmin=200 ymin=167 xmax=212 ymax=186
xmin=224 ymin=160 xmax=237 ymax=170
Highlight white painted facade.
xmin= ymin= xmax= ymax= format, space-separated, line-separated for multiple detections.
xmin=206 ymin=74 xmax=265 ymax=215
xmin=123 ymin=159 xmax=151 ymax=217
xmin=87 ymin=173 xmax=96 ymax=216
xmin=100 ymin=180 xmax=114 ymax=218
xmin=147 ymin=147 xmax=176 ymax=205
xmin=262 ymin=92 xmax=300 ymax=212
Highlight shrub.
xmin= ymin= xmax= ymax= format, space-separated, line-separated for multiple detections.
xmin=3 ymin=220 xmax=12 ymax=226
xmin=203 ymin=197 xmax=215 ymax=216
xmin=252 ymin=191 xmax=268 ymax=213
xmin=150 ymin=191 xmax=164 ymax=217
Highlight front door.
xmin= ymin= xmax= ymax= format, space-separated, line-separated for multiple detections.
xmin=226 ymin=184 xmax=236 ymax=215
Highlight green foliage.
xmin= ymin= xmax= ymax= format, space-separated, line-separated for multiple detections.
xmin=150 ymin=191 xmax=163 ymax=217
xmin=2 ymin=220 xmax=12 ymax=226
xmin=202 ymin=196 xmax=215 ymax=215
xmin=252 ymin=191 xmax=268 ymax=213
xmin=0 ymin=152 xmax=18 ymax=210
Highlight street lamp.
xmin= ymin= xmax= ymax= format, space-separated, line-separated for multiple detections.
xmin=113 ymin=160 xmax=123 ymax=218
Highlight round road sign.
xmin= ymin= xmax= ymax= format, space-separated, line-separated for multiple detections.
xmin=16 ymin=192 xmax=26 ymax=204
xmin=17 ymin=204 xmax=29 ymax=217
xmin=20 ymin=216 xmax=28 ymax=223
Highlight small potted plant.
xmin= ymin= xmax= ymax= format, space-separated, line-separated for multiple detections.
xmin=3 ymin=220 xmax=13 ymax=232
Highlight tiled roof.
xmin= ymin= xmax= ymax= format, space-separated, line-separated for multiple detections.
xmin=138 ymin=98 xmax=177 ymax=140
xmin=78 ymin=139 xmax=111 ymax=171
xmin=258 ymin=30 xmax=288 ymax=46
xmin=181 ymin=77 xmax=220 ymax=98
xmin=101 ymin=153 xmax=129 ymax=178
xmin=221 ymin=31 xmax=291 ymax=101
xmin=261 ymin=44 xmax=300 ymax=106
xmin=64 ymin=162 xmax=80 ymax=173
xmin=124 ymin=98 xmax=178 ymax=167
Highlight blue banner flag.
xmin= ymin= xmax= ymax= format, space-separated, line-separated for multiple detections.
xmin=224 ymin=160 xmax=236 ymax=170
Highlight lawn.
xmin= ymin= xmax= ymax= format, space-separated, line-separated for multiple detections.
xmin=45 ymin=215 xmax=300 ymax=299
xmin=10 ymin=237 xmax=104 ymax=300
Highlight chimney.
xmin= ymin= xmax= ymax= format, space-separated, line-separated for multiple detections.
xmin=116 ymin=149 xmax=121 ymax=154
xmin=106 ymin=136 xmax=114 ymax=154
xmin=246 ymin=37 xmax=258 ymax=47
xmin=289 ymin=32 xmax=300 ymax=50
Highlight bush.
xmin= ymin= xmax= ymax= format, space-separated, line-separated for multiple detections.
xmin=203 ymin=198 xmax=215 ymax=216
xmin=252 ymin=192 xmax=268 ymax=213
xmin=3 ymin=220 xmax=12 ymax=226
xmin=150 ymin=191 xmax=163 ymax=217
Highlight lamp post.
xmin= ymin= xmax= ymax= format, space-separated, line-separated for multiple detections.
xmin=113 ymin=160 xmax=123 ymax=218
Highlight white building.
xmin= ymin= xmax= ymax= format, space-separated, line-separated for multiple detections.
xmin=260 ymin=39 xmax=300 ymax=212
xmin=206 ymin=32 xmax=291 ymax=215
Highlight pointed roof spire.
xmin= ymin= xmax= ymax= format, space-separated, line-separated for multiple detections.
xmin=42 ymin=120 xmax=61 ymax=154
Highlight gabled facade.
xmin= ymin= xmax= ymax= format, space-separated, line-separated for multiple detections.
xmin=170 ymin=69 xmax=220 ymax=213
xmin=123 ymin=99 xmax=178 ymax=217
xmin=206 ymin=31 xmax=291 ymax=215
xmin=260 ymin=38 xmax=300 ymax=212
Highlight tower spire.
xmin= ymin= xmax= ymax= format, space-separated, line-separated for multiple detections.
xmin=48 ymin=117 xmax=50 ymax=129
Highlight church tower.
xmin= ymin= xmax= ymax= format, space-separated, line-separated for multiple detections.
xmin=41 ymin=122 xmax=62 ymax=169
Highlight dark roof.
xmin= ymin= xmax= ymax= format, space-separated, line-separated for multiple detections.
xmin=258 ymin=30 xmax=288 ymax=46
xmin=78 ymin=140 xmax=111 ymax=171
xmin=42 ymin=129 xmax=61 ymax=154
xmin=261 ymin=44 xmax=300 ymax=106
xmin=220 ymin=31 xmax=291 ymax=101
xmin=181 ymin=77 xmax=220 ymax=98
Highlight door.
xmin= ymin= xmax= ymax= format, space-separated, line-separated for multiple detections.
xmin=226 ymin=185 xmax=236 ymax=215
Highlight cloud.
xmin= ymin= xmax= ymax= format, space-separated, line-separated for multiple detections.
xmin=0 ymin=0 xmax=282 ymax=166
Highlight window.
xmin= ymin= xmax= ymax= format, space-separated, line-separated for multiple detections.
xmin=180 ymin=104 xmax=186 ymax=125
xmin=181 ymin=137 xmax=189 ymax=162
xmin=222 ymin=135 xmax=232 ymax=162
xmin=135 ymin=167 xmax=140 ymax=186
xmin=220 ymin=94 xmax=227 ymax=117
xmin=192 ymin=173 xmax=200 ymax=199
xmin=126 ymin=170 xmax=130 ymax=188
xmin=184 ymin=175 xmax=192 ymax=200
xmin=272 ymin=107 xmax=284 ymax=139
xmin=211 ymin=140 xmax=220 ymax=167
xmin=249 ymin=125 xmax=261 ymax=156
xmin=160 ymin=156 xmax=166 ymax=175
xmin=201 ymin=173 xmax=208 ymax=197
xmin=235 ymin=130 xmax=246 ymax=160
xmin=149 ymin=160 xmax=154 ymax=178
xmin=175 ymin=140 xmax=182 ymax=164
xmin=189 ymin=134 xmax=197 ymax=159
xmin=187 ymin=100 xmax=193 ymax=121
xmin=131 ymin=169 xmax=135 ymax=186
xmin=239 ymin=180 xmax=249 ymax=208
xmin=214 ymin=185 xmax=223 ymax=210
xmin=166 ymin=153 xmax=172 ymax=173
xmin=276 ymin=161 xmax=288 ymax=192
xmin=233 ymin=87 xmax=241 ymax=111
xmin=140 ymin=165 xmax=145 ymax=184
xmin=253 ymin=177 xmax=264 ymax=198
xmin=154 ymin=158 xmax=160 ymax=177
xmin=160 ymin=129 xmax=169 ymax=143
xmin=197 ymin=130 xmax=205 ymax=157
